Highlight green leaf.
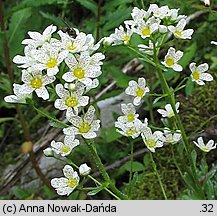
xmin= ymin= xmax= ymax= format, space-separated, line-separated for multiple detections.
xmin=0 ymin=117 xmax=14 ymax=124
xmin=122 ymin=161 xmax=144 ymax=172
xmin=100 ymin=127 xmax=122 ymax=143
xmin=87 ymin=184 xmax=107 ymax=196
xmin=191 ymin=150 xmax=197 ymax=171
xmin=185 ymin=78 xmax=194 ymax=96
xmin=48 ymin=120 xmax=68 ymax=129
xmin=74 ymin=0 xmax=98 ymax=15
xmin=40 ymin=11 xmax=65 ymax=26
xmin=179 ymin=42 xmax=197 ymax=69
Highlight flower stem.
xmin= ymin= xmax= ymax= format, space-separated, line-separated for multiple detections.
xmin=85 ymin=139 xmax=128 ymax=200
xmin=150 ymin=153 xmax=168 ymax=200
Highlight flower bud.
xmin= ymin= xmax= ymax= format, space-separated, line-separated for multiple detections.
xmin=103 ymin=37 xmax=113 ymax=47
xmin=20 ymin=141 xmax=33 ymax=154
xmin=79 ymin=163 xmax=91 ymax=176
xmin=43 ymin=147 xmax=54 ymax=157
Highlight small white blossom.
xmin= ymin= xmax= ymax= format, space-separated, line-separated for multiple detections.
xmin=138 ymin=40 xmax=155 ymax=55
xmin=43 ymin=147 xmax=54 ymax=157
xmin=79 ymin=163 xmax=91 ymax=176
xmin=141 ymin=127 xmax=165 ymax=152
xmin=50 ymin=136 xmax=79 ymax=157
xmin=164 ymin=127 xmax=182 ymax=144
xmin=22 ymin=24 xmax=57 ymax=47
xmin=63 ymin=52 xmax=102 ymax=87
xmin=110 ymin=25 xmax=133 ymax=45
xmin=21 ymin=69 xmax=55 ymax=100
xmin=193 ymin=137 xmax=216 ymax=152
xmin=135 ymin=17 xmax=160 ymax=39
xmin=13 ymin=45 xmax=36 ymax=68
xmin=168 ymin=19 xmax=194 ymax=39
xmin=31 ymin=44 xmax=68 ymax=76
xmin=64 ymin=105 xmax=100 ymax=139
xmin=211 ymin=41 xmax=217 ymax=45
xmin=117 ymin=103 xmax=139 ymax=124
xmin=166 ymin=9 xmax=186 ymax=22
xmin=54 ymin=83 xmax=89 ymax=116
xmin=162 ymin=47 xmax=183 ymax=72
xmin=190 ymin=62 xmax=213 ymax=85
xmin=203 ymin=0 xmax=210 ymax=6
xmin=148 ymin=4 xmax=169 ymax=19
xmin=51 ymin=165 xmax=79 ymax=196
xmin=157 ymin=102 xmax=180 ymax=118
xmin=115 ymin=118 xmax=146 ymax=139
xmin=125 ymin=77 xmax=150 ymax=106
xmin=4 ymin=84 xmax=32 ymax=104
xmin=58 ymin=30 xmax=89 ymax=54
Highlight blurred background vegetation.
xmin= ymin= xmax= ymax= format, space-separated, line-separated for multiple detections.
xmin=0 ymin=0 xmax=217 ymax=199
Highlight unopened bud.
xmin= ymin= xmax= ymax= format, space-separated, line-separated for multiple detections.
xmin=20 ymin=141 xmax=33 ymax=154
xmin=103 ymin=37 xmax=113 ymax=47
xmin=43 ymin=147 xmax=54 ymax=157
xmin=79 ymin=163 xmax=91 ymax=176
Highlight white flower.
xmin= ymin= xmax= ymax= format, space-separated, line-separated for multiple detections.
xmin=50 ymin=136 xmax=79 ymax=157
xmin=117 ymin=103 xmax=139 ymax=124
xmin=148 ymin=4 xmax=169 ymax=19
xmin=211 ymin=41 xmax=217 ymax=45
xmin=31 ymin=44 xmax=68 ymax=76
xmin=22 ymin=24 xmax=57 ymax=47
xmin=190 ymin=62 xmax=213 ymax=85
xmin=63 ymin=52 xmax=102 ymax=87
xmin=21 ymin=69 xmax=55 ymax=100
xmin=166 ymin=9 xmax=186 ymax=22
xmin=162 ymin=47 xmax=183 ymax=72
xmin=43 ymin=147 xmax=54 ymax=157
xmin=164 ymin=127 xmax=181 ymax=144
xmin=54 ymin=83 xmax=89 ymax=116
xmin=79 ymin=163 xmax=91 ymax=176
xmin=138 ymin=40 xmax=155 ymax=55
xmin=203 ymin=0 xmax=210 ymax=6
xmin=125 ymin=77 xmax=150 ymax=106
xmin=58 ymin=30 xmax=89 ymax=53
xmin=135 ymin=17 xmax=160 ymax=39
xmin=168 ymin=19 xmax=194 ymax=39
xmin=51 ymin=165 xmax=79 ymax=196
xmin=4 ymin=84 xmax=32 ymax=104
xmin=64 ymin=105 xmax=100 ymax=139
xmin=193 ymin=137 xmax=216 ymax=152
xmin=110 ymin=25 xmax=133 ymax=45
xmin=13 ymin=45 xmax=36 ymax=68
xmin=115 ymin=119 xmax=145 ymax=139
xmin=157 ymin=102 xmax=180 ymax=118
xmin=141 ymin=127 xmax=165 ymax=152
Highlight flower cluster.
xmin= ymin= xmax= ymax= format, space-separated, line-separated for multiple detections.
xmin=4 ymin=24 xmax=104 ymax=196
xmin=115 ymin=77 xmax=182 ymax=152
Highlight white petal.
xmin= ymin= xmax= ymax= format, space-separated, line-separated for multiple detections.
xmin=197 ymin=63 xmax=209 ymax=73
xmin=63 ymin=165 xmax=75 ymax=178
xmin=172 ymin=64 xmax=183 ymax=72
xmin=51 ymin=177 xmax=68 ymax=188
xmin=133 ymin=96 xmax=142 ymax=106
xmin=55 ymin=84 xmax=69 ymax=99
xmin=35 ymin=87 xmax=49 ymax=100
xmin=84 ymin=105 xmax=95 ymax=123
xmin=21 ymin=70 xmax=32 ymax=83
xmin=62 ymin=72 xmax=76 ymax=82
xmin=63 ymin=127 xmax=76 ymax=138
xmin=54 ymin=99 xmax=68 ymax=110
xmin=43 ymin=75 xmax=55 ymax=85
xmin=83 ymin=132 xmax=97 ymax=139
xmin=189 ymin=62 xmax=196 ymax=72
xmin=200 ymin=73 xmax=213 ymax=82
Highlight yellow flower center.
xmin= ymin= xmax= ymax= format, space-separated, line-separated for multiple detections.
xmin=146 ymin=139 xmax=156 ymax=148
xmin=46 ymin=58 xmax=57 ymax=68
xmin=166 ymin=58 xmax=174 ymax=67
xmin=123 ymin=35 xmax=130 ymax=43
xmin=30 ymin=78 xmax=42 ymax=89
xmin=65 ymin=97 xmax=78 ymax=107
xmin=67 ymin=178 xmax=78 ymax=188
xmin=192 ymin=71 xmax=200 ymax=80
xmin=175 ymin=30 xmax=182 ymax=37
xmin=61 ymin=145 xmax=71 ymax=154
xmin=74 ymin=67 xmax=85 ymax=79
xmin=136 ymin=88 xmax=144 ymax=97
xmin=201 ymin=147 xmax=209 ymax=152
xmin=67 ymin=44 xmax=76 ymax=50
xmin=126 ymin=127 xmax=136 ymax=137
xmin=142 ymin=26 xmax=151 ymax=36
xmin=127 ymin=113 xmax=135 ymax=122
xmin=79 ymin=122 xmax=91 ymax=133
